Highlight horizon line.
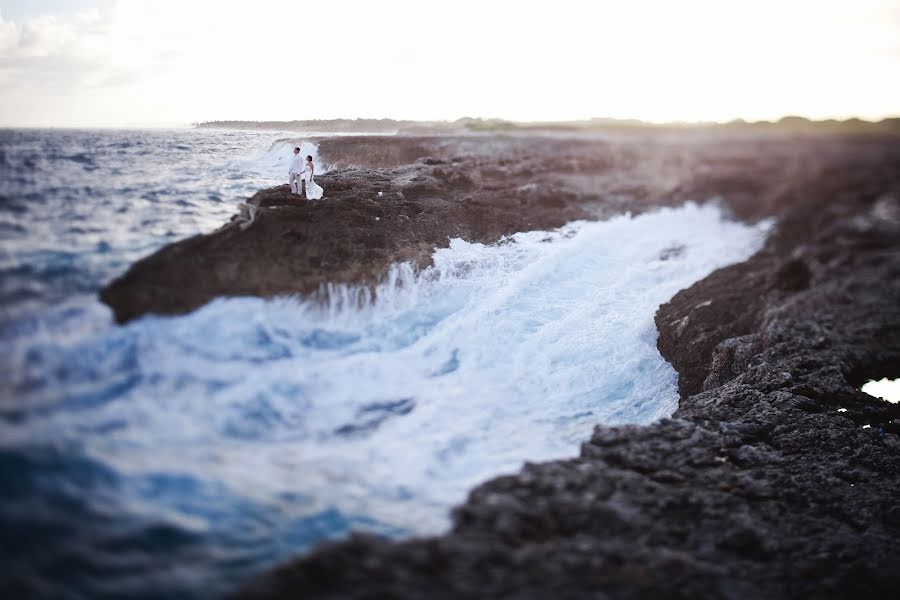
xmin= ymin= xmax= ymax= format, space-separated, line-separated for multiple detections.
xmin=3 ymin=114 xmax=900 ymax=131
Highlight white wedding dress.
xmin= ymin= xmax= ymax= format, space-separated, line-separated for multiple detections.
xmin=302 ymin=165 xmax=324 ymax=200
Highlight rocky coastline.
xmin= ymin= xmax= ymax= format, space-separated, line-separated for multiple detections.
xmin=101 ymin=133 xmax=887 ymax=323
xmin=99 ymin=133 xmax=900 ymax=598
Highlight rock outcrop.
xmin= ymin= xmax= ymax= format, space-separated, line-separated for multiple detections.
xmin=100 ymin=139 xmax=602 ymax=323
xmin=98 ymin=132 xmax=900 ymax=598
xmin=226 ymin=135 xmax=900 ymax=599
xmin=101 ymin=134 xmax=895 ymax=324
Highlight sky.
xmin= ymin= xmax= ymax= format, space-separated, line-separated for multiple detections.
xmin=0 ymin=0 xmax=899 ymax=127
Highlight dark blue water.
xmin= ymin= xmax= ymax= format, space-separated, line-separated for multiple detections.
xmin=0 ymin=128 xmax=318 ymax=316
xmin=0 ymin=128 xmax=361 ymax=599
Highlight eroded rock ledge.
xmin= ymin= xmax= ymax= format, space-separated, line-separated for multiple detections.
xmin=225 ymin=136 xmax=900 ymax=599
xmin=100 ymin=133 xmax=877 ymax=323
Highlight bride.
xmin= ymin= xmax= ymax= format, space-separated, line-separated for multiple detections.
xmin=302 ymin=155 xmax=324 ymax=200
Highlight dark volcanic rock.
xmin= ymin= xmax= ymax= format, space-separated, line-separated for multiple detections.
xmin=226 ymin=136 xmax=900 ymax=599
xmin=102 ymin=134 xmax=897 ymax=324
xmin=98 ymin=133 xmax=900 ymax=598
xmin=100 ymin=141 xmax=605 ymax=323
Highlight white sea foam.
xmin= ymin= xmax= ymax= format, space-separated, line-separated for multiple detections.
xmin=226 ymin=138 xmax=326 ymax=182
xmin=7 ymin=202 xmax=771 ymax=537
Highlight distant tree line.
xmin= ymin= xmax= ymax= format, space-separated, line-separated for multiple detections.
xmin=194 ymin=116 xmax=900 ymax=135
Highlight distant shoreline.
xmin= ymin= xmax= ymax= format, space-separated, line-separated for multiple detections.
xmin=195 ymin=116 xmax=900 ymax=135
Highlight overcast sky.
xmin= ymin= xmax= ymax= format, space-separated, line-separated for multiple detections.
xmin=1 ymin=0 xmax=899 ymax=127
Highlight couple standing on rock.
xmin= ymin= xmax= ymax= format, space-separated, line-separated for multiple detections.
xmin=289 ymin=147 xmax=324 ymax=200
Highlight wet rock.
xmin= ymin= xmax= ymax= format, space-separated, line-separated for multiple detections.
xmin=231 ymin=134 xmax=900 ymax=599
xmin=93 ymin=133 xmax=900 ymax=598
xmin=103 ymin=134 xmax=900 ymax=325
xmin=772 ymin=257 xmax=812 ymax=291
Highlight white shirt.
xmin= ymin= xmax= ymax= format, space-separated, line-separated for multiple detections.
xmin=289 ymin=153 xmax=302 ymax=174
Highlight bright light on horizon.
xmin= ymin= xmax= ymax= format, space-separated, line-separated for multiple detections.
xmin=1 ymin=0 xmax=899 ymax=127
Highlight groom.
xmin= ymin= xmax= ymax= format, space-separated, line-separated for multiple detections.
xmin=288 ymin=147 xmax=304 ymax=195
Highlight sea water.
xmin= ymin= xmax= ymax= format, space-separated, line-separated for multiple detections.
xmin=0 ymin=128 xmax=770 ymax=598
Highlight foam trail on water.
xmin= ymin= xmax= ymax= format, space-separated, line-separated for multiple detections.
xmin=5 ymin=203 xmax=771 ymax=542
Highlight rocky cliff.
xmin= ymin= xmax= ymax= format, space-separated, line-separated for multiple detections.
xmin=101 ymin=134 xmax=892 ymax=323
xmin=98 ymin=133 xmax=900 ymax=599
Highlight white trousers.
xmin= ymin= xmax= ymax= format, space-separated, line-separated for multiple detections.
xmin=289 ymin=172 xmax=304 ymax=194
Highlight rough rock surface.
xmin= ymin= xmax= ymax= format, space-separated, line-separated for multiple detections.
xmin=98 ymin=133 xmax=900 ymax=598
xmin=222 ymin=135 xmax=900 ymax=599
xmin=100 ymin=133 xmax=883 ymax=323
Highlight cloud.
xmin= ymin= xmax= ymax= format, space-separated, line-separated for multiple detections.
xmin=0 ymin=9 xmax=130 ymax=91
xmin=0 ymin=4 xmax=197 ymax=125
xmin=0 ymin=0 xmax=899 ymax=126
xmin=0 ymin=15 xmax=17 ymax=53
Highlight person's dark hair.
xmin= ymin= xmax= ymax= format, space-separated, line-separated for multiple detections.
xmin=294 ymin=147 xmax=300 ymax=152
xmin=306 ymin=155 xmax=313 ymax=161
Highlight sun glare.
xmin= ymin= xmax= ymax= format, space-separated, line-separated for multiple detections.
xmin=0 ymin=0 xmax=898 ymax=126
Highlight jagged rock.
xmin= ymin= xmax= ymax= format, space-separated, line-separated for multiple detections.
xmin=97 ymin=133 xmax=900 ymax=598
xmin=227 ymin=135 xmax=900 ymax=599
xmin=101 ymin=135 xmax=899 ymax=325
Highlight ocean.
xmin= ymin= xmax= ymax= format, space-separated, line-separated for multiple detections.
xmin=0 ymin=128 xmax=771 ymax=598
